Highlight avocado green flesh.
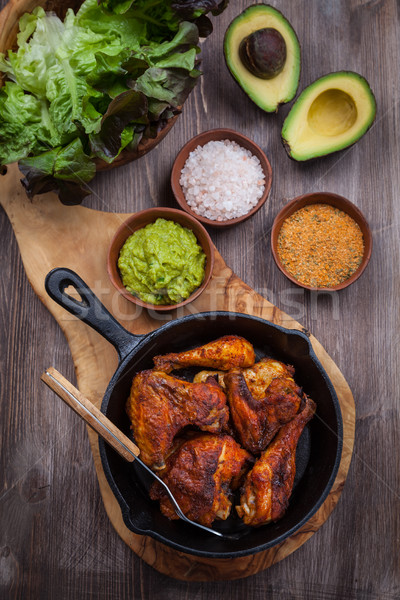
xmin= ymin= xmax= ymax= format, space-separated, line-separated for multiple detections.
xmin=282 ymin=71 xmax=376 ymax=160
xmin=224 ymin=4 xmax=301 ymax=112
xmin=118 ymin=219 xmax=206 ymax=305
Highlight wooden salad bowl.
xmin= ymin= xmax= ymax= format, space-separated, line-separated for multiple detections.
xmin=0 ymin=0 xmax=179 ymax=171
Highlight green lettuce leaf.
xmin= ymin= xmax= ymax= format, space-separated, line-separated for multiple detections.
xmin=77 ymin=0 xmax=145 ymax=51
xmin=133 ymin=67 xmax=200 ymax=107
xmin=0 ymin=82 xmax=53 ymax=163
xmin=137 ymin=21 xmax=199 ymax=62
xmin=128 ymin=21 xmax=200 ymax=107
xmin=0 ymin=6 xmax=107 ymax=143
xmin=96 ymin=0 xmax=135 ymax=15
xmin=99 ymin=0 xmax=230 ymax=37
xmin=0 ymin=8 xmax=60 ymax=98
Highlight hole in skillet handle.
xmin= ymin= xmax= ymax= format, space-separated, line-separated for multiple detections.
xmin=44 ymin=267 xmax=142 ymax=362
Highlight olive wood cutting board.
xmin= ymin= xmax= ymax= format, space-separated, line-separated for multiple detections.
xmin=0 ymin=163 xmax=355 ymax=581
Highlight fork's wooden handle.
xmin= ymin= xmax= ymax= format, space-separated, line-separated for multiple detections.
xmin=41 ymin=367 xmax=140 ymax=463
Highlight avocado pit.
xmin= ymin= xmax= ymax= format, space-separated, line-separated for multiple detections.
xmin=239 ymin=28 xmax=287 ymax=80
xmin=307 ymin=89 xmax=358 ymax=137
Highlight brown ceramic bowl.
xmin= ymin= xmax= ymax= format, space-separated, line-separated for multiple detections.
xmin=107 ymin=208 xmax=214 ymax=311
xmin=171 ymin=128 xmax=273 ymax=227
xmin=271 ymin=192 xmax=372 ymax=291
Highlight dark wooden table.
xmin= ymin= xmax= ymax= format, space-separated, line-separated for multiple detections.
xmin=1 ymin=1 xmax=399 ymax=598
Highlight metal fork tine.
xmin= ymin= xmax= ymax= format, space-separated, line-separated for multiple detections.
xmin=134 ymin=457 xmax=226 ymax=538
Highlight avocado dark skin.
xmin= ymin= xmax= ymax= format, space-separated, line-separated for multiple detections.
xmin=239 ymin=28 xmax=287 ymax=80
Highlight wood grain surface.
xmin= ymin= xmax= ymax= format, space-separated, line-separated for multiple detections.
xmin=0 ymin=0 xmax=399 ymax=598
xmin=41 ymin=368 xmax=141 ymax=463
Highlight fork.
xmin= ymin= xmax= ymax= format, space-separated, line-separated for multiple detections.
xmin=41 ymin=367 xmax=240 ymax=540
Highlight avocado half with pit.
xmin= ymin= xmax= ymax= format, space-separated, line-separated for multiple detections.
xmin=281 ymin=71 xmax=376 ymax=160
xmin=224 ymin=4 xmax=301 ymax=112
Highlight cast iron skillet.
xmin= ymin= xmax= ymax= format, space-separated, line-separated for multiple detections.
xmin=45 ymin=267 xmax=343 ymax=559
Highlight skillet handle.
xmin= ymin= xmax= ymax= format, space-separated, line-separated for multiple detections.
xmin=45 ymin=267 xmax=141 ymax=361
xmin=41 ymin=367 xmax=140 ymax=463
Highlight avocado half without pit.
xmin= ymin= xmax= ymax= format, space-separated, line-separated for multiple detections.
xmin=224 ymin=4 xmax=301 ymax=112
xmin=281 ymin=71 xmax=377 ymax=160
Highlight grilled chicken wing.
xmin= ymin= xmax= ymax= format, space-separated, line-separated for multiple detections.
xmin=236 ymin=395 xmax=316 ymax=526
xmin=153 ymin=335 xmax=255 ymax=373
xmin=126 ymin=370 xmax=229 ymax=469
xmin=224 ymin=359 xmax=303 ymax=454
xmin=150 ymin=433 xmax=252 ymax=526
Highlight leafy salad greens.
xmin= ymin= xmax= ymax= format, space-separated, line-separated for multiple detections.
xmin=0 ymin=0 xmax=228 ymax=204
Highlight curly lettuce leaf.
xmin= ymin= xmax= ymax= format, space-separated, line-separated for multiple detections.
xmin=77 ymin=0 xmax=145 ymax=51
xmin=0 ymin=6 xmax=107 ymax=142
xmin=0 ymin=82 xmax=53 ymax=163
xmin=0 ymin=8 xmax=61 ymax=97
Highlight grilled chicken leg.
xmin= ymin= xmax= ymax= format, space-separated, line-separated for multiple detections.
xmin=224 ymin=359 xmax=303 ymax=453
xmin=126 ymin=370 xmax=229 ymax=469
xmin=150 ymin=433 xmax=252 ymax=526
xmin=153 ymin=335 xmax=255 ymax=373
xmin=236 ymin=395 xmax=316 ymax=526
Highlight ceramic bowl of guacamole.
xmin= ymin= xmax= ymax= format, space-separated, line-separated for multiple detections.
xmin=108 ymin=208 xmax=215 ymax=311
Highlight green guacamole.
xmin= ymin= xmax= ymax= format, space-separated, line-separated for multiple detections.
xmin=118 ymin=218 xmax=206 ymax=305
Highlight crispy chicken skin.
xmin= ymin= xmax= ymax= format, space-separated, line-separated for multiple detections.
xmin=193 ymin=358 xmax=293 ymax=393
xmin=153 ymin=335 xmax=256 ymax=374
xmin=224 ymin=359 xmax=302 ymax=454
xmin=240 ymin=358 xmax=295 ymax=400
xmin=150 ymin=433 xmax=252 ymax=526
xmin=236 ymin=395 xmax=316 ymax=526
xmin=126 ymin=370 xmax=229 ymax=469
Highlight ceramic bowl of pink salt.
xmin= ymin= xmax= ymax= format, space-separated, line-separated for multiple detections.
xmin=171 ymin=129 xmax=273 ymax=227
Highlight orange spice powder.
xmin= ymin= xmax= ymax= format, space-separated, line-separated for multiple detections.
xmin=277 ymin=203 xmax=365 ymax=288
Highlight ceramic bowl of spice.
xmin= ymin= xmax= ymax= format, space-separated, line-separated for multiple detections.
xmin=171 ymin=129 xmax=272 ymax=226
xmin=271 ymin=192 xmax=372 ymax=291
xmin=108 ymin=208 xmax=214 ymax=311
